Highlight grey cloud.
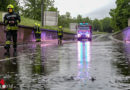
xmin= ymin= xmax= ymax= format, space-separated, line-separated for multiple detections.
xmin=85 ymin=1 xmax=116 ymax=20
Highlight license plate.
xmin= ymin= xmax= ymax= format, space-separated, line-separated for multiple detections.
xmin=82 ymin=39 xmax=88 ymax=41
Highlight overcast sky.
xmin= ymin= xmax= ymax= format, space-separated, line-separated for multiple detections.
xmin=54 ymin=0 xmax=116 ymax=19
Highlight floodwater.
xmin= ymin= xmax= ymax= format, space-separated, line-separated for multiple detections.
xmin=0 ymin=34 xmax=130 ymax=90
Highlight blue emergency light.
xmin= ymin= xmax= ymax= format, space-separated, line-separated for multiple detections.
xmin=80 ymin=23 xmax=88 ymax=25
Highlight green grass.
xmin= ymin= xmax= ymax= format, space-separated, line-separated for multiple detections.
xmin=20 ymin=16 xmax=41 ymax=27
xmin=0 ymin=11 xmax=76 ymax=33
xmin=0 ymin=12 xmax=2 ymax=21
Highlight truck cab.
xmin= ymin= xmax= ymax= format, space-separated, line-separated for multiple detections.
xmin=77 ymin=23 xmax=92 ymax=41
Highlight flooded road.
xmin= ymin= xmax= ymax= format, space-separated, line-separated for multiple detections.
xmin=0 ymin=34 xmax=130 ymax=90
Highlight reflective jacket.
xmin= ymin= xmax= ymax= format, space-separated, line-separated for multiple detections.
xmin=34 ymin=26 xmax=41 ymax=34
xmin=4 ymin=12 xmax=21 ymax=30
xmin=57 ymin=29 xmax=63 ymax=36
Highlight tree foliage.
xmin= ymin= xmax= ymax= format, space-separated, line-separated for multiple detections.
xmin=58 ymin=12 xmax=112 ymax=32
xmin=48 ymin=6 xmax=58 ymax=11
xmin=58 ymin=12 xmax=72 ymax=27
xmin=21 ymin=0 xmax=56 ymax=20
xmin=101 ymin=17 xmax=113 ymax=32
xmin=92 ymin=19 xmax=102 ymax=32
xmin=0 ymin=0 xmax=19 ymax=12
xmin=109 ymin=0 xmax=130 ymax=31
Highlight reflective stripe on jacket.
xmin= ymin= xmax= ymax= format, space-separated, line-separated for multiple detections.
xmin=6 ymin=41 xmax=11 ymax=44
xmin=57 ymin=29 xmax=63 ymax=35
xmin=7 ymin=25 xmax=18 ymax=30
xmin=35 ymin=26 xmax=41 ymax=34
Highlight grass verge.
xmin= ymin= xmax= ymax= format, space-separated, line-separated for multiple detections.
xmin=0 ymin=11 xmax=76 ymax=34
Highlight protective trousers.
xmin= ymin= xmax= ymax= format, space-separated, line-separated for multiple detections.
xmin=35 ymin=33 xmax=41 ymax=42
xmin=5 ymin=30 xmax=17 ymax=50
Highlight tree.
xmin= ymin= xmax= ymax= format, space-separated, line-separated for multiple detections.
xmin=48 ymin=6 xmax=58 ymax=11
xmin=92 ymin=19 xmax=102 ymax=32
xmin=65 ymin=12 xmax=71 ymax=19
xmin=101 ymin=17 xmax=113 ymax=32
xmin=58 ymin=12 xmax=72 ymax=27
xmin=0 ymin=0 xmax=19 ymax=12
xmin=109 ymin=0 xmax=130 ymax=31
xmin=77 ymin=14 xmax=83 ymax=23
xmin=109 ymin=9 xmax=119 ymax=31
xmin=58 ymin=12 xmax=113 ymax=33
xmin=58 ymin=15 xmax=67 ymax=27
xmin=21 ymin=0 xmax=55 ymax=20
xmin=84 ymin=17 xmax=92 ymax=25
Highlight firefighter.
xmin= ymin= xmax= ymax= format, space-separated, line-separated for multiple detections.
xmin=33 ymin=23 xmax=41 ymax=42
xmin=57 ymin=26 xmax=63 ymax=45
xmin=3 ymin=4 xmax=21 ymax=56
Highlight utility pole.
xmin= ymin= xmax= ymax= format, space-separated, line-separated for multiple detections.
xmin=41 ymin=0 xmax=44 ymax=26
xmin=34 ymin=0 xmax=36 ymax=20
xmin=128 ymin=18 xmax=130 ymax=27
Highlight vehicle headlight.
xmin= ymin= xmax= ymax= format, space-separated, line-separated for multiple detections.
xmin=78 ymin=34 xmax=81 ymax=37
xmin=86 ymin=34 xmax=90 ymax=37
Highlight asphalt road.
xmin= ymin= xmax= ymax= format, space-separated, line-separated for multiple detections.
xmin=0 ymin=34 xmax=130 ymax=90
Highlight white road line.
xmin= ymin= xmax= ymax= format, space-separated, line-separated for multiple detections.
xmin=0 ymin=53 xmax=37 ymax=62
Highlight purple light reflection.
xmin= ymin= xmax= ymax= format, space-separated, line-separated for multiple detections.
xmin=77 ymin=41 xmax=91 ymax=80
xmin=124 ymin=41 xmax=130 ymax=64
xmin=123 ymin=27 xmax=130 ymax=43
xmin=41 ymin=32 xmax=46 ymax=41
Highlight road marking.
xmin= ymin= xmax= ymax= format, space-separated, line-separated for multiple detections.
xmin=0 ymin=53 xmax=37 ymax=62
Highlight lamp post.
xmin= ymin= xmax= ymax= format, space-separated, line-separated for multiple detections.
xmin=41 ymin=0 xmax=44 ymax=26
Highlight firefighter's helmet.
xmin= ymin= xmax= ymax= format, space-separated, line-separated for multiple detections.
xmin=38 ymin=24 xmax=40 ymax=27
xmin=7 ymin=4 xmax=14 ymax=9
xmin=35 ymin=23 xmax=38 ymax=26
xmin=59 ymin=26 xmax=62 ymax=29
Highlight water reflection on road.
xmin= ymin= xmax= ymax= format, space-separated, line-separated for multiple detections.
xmin=112 ymin=42 xmax=130 ymax=85
xmin=124 ymin=42 xmax=130 ymax=65
xmin=77 ymin=41 xmax=91 ymax=80
xmin=17 ymin=44 xmax=47 ymax=90
xmin=0 ymin=34 xmax=130 ymax=90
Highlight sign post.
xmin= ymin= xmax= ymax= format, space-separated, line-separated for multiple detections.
xmin=128 ymin=18 xmax=130 ymax=27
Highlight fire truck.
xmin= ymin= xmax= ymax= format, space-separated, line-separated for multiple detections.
xmin=77 ymin=22 xmax=92 ymax=41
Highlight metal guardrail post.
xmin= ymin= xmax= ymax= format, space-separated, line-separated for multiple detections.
xmin=128 ymin=18 xmax=130 ymax=27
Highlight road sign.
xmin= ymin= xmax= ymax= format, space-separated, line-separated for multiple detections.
xmin=70 ymin=23 xmax=78 ymax=31
xmin=44 ymin=11 xmax=58 ymax=26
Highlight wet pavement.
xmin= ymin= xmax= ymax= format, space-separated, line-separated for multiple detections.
xmin=0 ymin=34 xmax=130 ymax=90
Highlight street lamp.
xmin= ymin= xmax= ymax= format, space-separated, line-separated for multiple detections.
xmin=41 ymin=0 xmax=44 ymax=26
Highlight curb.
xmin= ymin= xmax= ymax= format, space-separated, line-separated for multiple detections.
xmin=109 ymin=33 xmax=124 ymax=43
